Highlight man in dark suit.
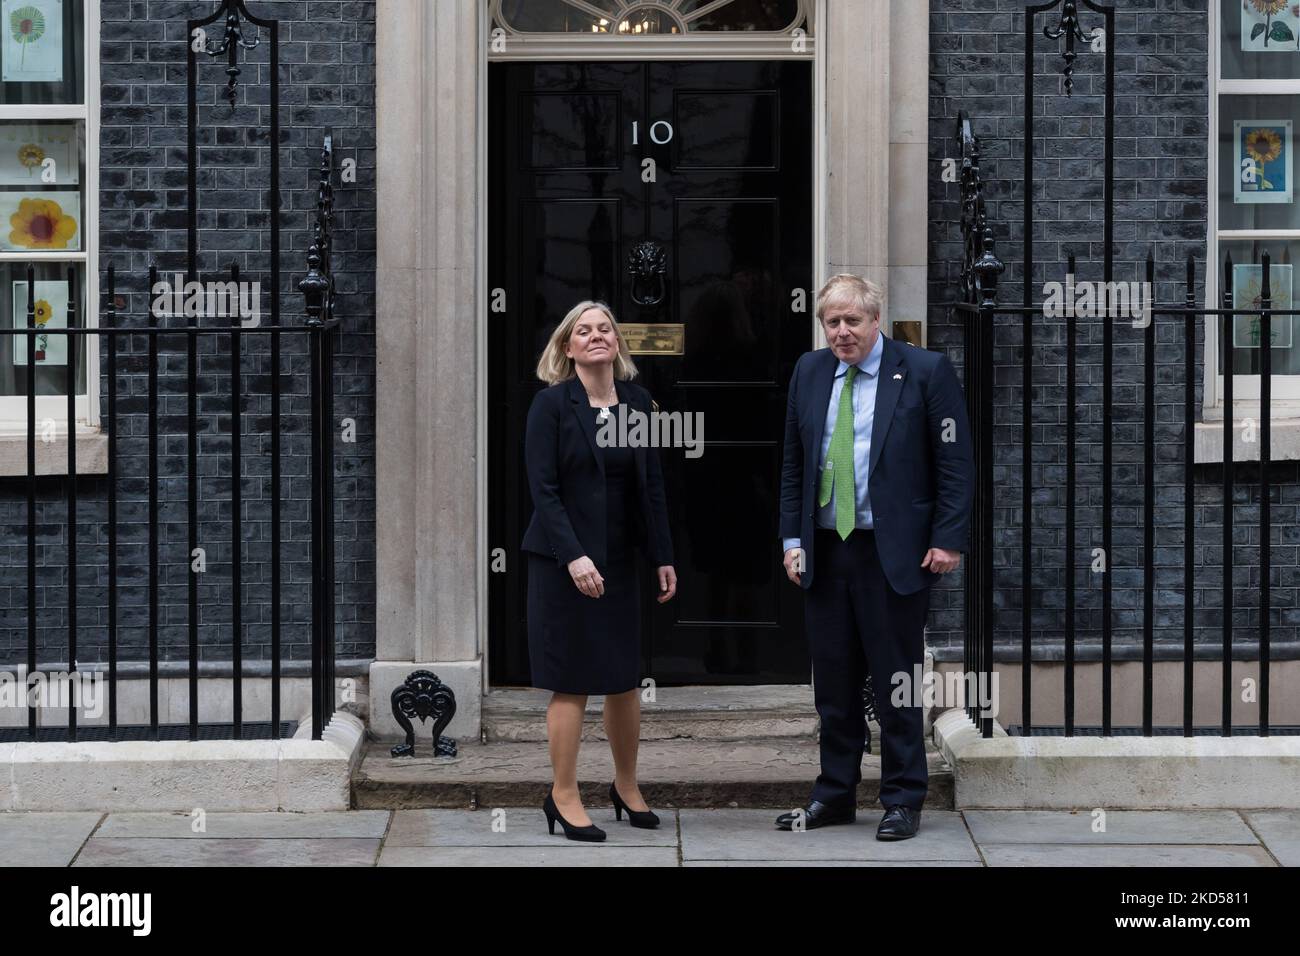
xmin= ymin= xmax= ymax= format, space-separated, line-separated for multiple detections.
xmin=777 ymin=274 xmax=974 ymax=840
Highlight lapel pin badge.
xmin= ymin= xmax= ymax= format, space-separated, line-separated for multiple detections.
xmin=893 ymin=372 xmax=903 ymax=380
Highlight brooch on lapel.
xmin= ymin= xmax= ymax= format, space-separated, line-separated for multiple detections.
xmin=893 ymin=372 xmax=903 ymax=380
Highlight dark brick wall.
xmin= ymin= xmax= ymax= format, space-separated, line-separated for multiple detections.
xmin=0 ymin=0 xmax=376 ymax=668
xmin=928 ymin=0 xmax=1300 ymax=664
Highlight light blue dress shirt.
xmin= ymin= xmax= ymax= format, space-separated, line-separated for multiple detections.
xmin=783 ymin=331 xmax=884 ymax=554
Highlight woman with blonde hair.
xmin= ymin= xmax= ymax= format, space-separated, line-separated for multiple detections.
xmin=522 ymin=299 xmax=677 ymax=842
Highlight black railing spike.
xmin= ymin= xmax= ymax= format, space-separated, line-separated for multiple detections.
xmin=1262 ymin=249 xmax=1272 ymax=300
xmin=299 ymin=132 xmax=336 ymax=327
xmin=201 ymin=2 xmax=261 ymax=108
xmin=1185 ymin=252 xmax=1194 ymax=293
xmin=1043 ymin=0 xmax=1098 ymax=97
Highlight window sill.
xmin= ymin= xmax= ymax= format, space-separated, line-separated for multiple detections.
xmin=0 ymin=428 xmax=108 ymax=476
xmin=1194 ymin=417 xmax=1300 ymax=463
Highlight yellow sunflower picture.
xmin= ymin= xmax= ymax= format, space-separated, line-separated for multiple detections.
xmin=1243 ymin=0 xmax=1298 ymax=49
xmin=1246 ymin=127 xmax=1282 ymax=166
xmin=1236 ymin=120 xmax=1293 ymax=204
xmin=3 ymin=194 xmax=77 ymax=249
xmin=11 ymin=280 xmax=68 ymax=367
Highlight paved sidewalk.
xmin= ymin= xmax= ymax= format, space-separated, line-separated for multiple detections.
xmin=2 ymin=807 xmax=1296 ymax=866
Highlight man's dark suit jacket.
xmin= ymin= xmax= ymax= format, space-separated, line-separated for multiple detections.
xmin=779 ymin=335 xmax=975 ymax=595
xmin=522 ymin=375 xmax=674 ymax=570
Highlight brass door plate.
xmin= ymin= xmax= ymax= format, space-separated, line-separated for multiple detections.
xmin=621 ymin=323 xmax=685 ymax=355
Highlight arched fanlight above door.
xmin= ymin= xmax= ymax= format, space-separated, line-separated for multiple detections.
xmin=491 ymin=0 xmax=811 ymax=37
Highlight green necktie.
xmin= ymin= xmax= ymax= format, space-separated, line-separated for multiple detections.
xmin=818 ymin=365 xmax=858 ymax=540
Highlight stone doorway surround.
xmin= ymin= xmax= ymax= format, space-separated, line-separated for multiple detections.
xmin=371 ymin=0 xmax=930 ymax=739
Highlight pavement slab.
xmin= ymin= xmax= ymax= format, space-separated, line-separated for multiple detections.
xmin=1241 ymin=810 xmax=1300 ymax=866
xmin=378 ymin=845 xmax=679 ymax=866
xmin=678 ymin=808 xmax=982 ymax=863
xmin=963 ymin=809 xmax=1259 ymax=846
xmin=95 ymin=810 xmax=391 ymax=840
xmin=978 ymin=844 xmax=1277 ymax=867
xmin=0 ymin=811 xmax=102 ymax=866
xmin=72 ymin=837 xmax=381 ymax=867
xmin=386 ymin=807 xmax=679 ymax=847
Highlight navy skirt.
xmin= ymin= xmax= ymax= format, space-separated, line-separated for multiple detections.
xmin=527 ymin=410 xmax=641 ymax=694
xmin=526 ymin=550 xmax=640 ymax=695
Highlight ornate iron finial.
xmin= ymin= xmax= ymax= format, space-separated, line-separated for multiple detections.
xmin=1043 ymin=0 xmax=1096 ymax=97
xmin=299 ymin=133 xmax=336 ymax=326
xmin=974 ymin=225 xmax=1005 ymax=309
xmin=390 ymin=670 xmax=458 ymax=758
xmin=956 ymin=113 xmax=1003 ymax=309
xmin=201 ymin=2 xmax=261 ymax=108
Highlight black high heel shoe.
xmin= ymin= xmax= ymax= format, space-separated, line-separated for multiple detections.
xmin=543 ymin=790 xmax=606 ymax=842
xmin=610 ymin=782 xmax=660 ymax=829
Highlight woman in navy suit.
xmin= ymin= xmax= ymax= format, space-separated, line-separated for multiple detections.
xmin=523 ymin=299 xmax=677 ymax=842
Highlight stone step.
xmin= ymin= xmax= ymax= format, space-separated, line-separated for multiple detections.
xmin=481 ymin=685 xmax=821 ymax=742
xmin=353 ymin=735 xmax=954 ymax=811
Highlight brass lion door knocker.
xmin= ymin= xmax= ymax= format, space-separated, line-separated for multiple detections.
xmin=628 ymin=240 xmax=667 ymax=308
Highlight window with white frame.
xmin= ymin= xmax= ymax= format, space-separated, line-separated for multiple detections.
xmin=0 ymin=0 xmax=96 ymax=432
xmin=1212 ymin=0 xmax=1300 ymax=409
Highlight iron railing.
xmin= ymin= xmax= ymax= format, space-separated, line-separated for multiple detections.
xmin=6 ymin=0 xmax=339 ymax=743
xmin=9 ymin=133 xmax=338 ymax=743
xmin=955 ymin=0 xmax=1292 ymax=739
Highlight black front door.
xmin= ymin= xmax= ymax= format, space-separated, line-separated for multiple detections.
xmin=488 ymin=60 xmax=812 ymax=685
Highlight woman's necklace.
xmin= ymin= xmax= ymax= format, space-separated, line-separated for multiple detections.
xmin=586 ymin=382 xmax=617 ymax=421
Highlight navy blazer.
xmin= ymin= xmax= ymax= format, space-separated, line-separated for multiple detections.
xmin=522 ymin=376 xmax=675 ymax=569
xmin=779 ymin=335 xmax=975 ymax=595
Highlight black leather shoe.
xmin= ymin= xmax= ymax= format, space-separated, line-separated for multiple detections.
xmin=774 ymin=799 xmax=856 ymax=831
xmin=543 ymin=790 xmax=606 ymax=842
xmin=610 ymin=782 xmax=660 ymax=829
xmin=876 ymin=805 xmax=921 ymax=841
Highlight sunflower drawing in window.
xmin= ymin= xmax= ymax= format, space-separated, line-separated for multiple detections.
xmin=1242 ymin=0 xmax=1299 ymax=50
xmin=28 ymin=296 xmax=51 ymax=361
xmin=7 ymin=195 xmax=77 ymax=248
xmin=1235 ymin=121 xmax=1293 ymax=205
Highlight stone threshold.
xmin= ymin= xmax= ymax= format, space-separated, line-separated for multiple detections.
xmin=934 ymin=710 xmax=1300 ymax=810
xmin=481 ymin=684 xmax=820 ymax=742
xmin=0 ymin=713 xmax=365 ymax=812
xmin=353 ymin=734 xmax=954 ymax=810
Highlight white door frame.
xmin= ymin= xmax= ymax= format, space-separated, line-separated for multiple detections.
xmin=475 ymin=0 xmax=828 ymax=689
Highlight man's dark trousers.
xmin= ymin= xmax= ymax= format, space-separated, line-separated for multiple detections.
xmin=806 ymin=527 xmax=930 ymax=811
